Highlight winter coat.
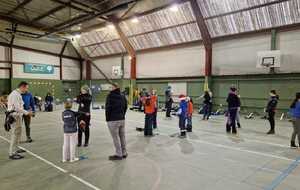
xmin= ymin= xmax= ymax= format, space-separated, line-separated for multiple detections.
xmin=77 ymin=93 xmax=92 ymax=113
xmin=266 ymin=95 xmax=279 ymax=113
xmin=62 ymin=109 xmax=78 ymax=133
xmin=105 ymin=88 xmax=128 ymax=122
xmin=226 ymin=92 xmax=240 ymax=109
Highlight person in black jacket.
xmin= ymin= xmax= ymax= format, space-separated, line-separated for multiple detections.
xmin=226 ymin=87 xmax=240 ymax=134
xmin=76 ymin=85 xmax=92 ymax=147
xmin=165 ymin=86 xmax=173 ymax=118
xmin=202 ymin=91 xmax=212 ymax=120
xmin=105 ymin=83 xmax=128 ymax=161
xmin=266 ymin=90 xmax=279 ymax=134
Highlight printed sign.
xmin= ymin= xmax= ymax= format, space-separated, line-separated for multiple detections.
xmin=24 ymin=63 xmax=54 ymax=74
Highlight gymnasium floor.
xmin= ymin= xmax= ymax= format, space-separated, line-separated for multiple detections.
xmin=0 ymin=109 xmax=299 ymax=190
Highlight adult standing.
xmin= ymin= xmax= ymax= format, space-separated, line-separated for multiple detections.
xmin=165 ymin=86 xmax=173 ymax=118
xmin=22 ymin=91 xmax=35 ymax=143
xmin=105 ymin=83 xmax=128 ymax=160
xmin=76 ymin=85 xmax=92 ymax=147
xmin=289 ymin=92 xmax=300 ymax=148
xmin=266 ymin=90 xmax=279 ymax=134
xmin=226 ymin=87 xmax=240 ymax=134
xmin=202 ymin=91 xmax=212 ymax=120
xmin=45 ymin=92 xmax=54 ymax=112
xmin=7 ymin=81 xmax=32 ymax=160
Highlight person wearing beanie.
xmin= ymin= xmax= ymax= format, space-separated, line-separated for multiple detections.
xmin=266 ymin=90 xmax=279 ymax=134
xmin=226 ymin=87 xmax=240 ymax=134
xmin=143 ymin=91 xmax=155 ymax=136
xmin=105 ymin=83 xmax=128 ymax=160
xmin=177 ymin=94 xmax=188 ymax=137
xmin=186 ymin=97 xmax=194 ymax=132
xmin=76 ymin=85 xmax=92 ymax=147
xmin=62 ymin=99 xmax=79 ymax=162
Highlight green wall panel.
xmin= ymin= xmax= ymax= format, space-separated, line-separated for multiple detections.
xmin=0 ymin=79 xmax=11 ymax=95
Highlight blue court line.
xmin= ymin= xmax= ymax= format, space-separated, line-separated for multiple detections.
xmin=264 ymin=156 xmax=300 ymax=190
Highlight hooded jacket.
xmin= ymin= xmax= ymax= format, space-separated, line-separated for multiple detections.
xmin=105 ymin=88 xmax=128 ymax=122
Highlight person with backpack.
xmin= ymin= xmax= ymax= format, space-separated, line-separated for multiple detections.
xmin=266 ymin=90 xmax=279 ymax=134
xmin=22 ymin=91 xmax=36 ymax=143
xmin=289 ymin=92 xmax=300 ymax=148
xmin=7 ymin=81 xmax=33 ymax=160
xmin=177 ymin=95 xmax=188 ymax=138
xmin=226 ymin=87 xmax=240 ymax=134
xmin=105 ymin=83 xmax=128 ymax=160
xmin=62 ymin=99 xmax=84 ymax=163
xmin=76 ymin=85 xmax=92 ymax=147
xmin=186 ymin=97 xmax=194 ymax=132
xmin=143 ymin=92 xmax=155 ymax=136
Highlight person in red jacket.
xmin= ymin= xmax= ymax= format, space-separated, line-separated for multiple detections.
xmin=186 ymin=97 xmax=193 ymax=132
xmin=151 ymin=89 xmax=158 ymax=130
xmin=143 ymin=92 xmax=155 ymax=136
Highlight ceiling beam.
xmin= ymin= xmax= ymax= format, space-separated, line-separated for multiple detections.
xmin=189 ymin=0 xmax=212 ymax=77
xmin=51 ymin=0 xmax=93 ymax=14
xmin=205 ymin=0 xmax=291 ymax=20
xmin=0 ymin=14 xmax=45 ymax=30
xmin=31 ymin=5 xmax=66 ymax=22
xmin=7 ymin=0 xmax=33 ymax=15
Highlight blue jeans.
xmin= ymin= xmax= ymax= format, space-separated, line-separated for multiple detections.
xmin=179 ymin=115 xmax=186 ymax=132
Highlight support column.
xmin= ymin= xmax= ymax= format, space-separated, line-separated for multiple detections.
xmin=270 ymin=29 xmax=277 ymax=74
xmin=86 ymin=59 xmax=92 ymax=80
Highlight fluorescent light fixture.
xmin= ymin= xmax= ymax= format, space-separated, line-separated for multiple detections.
xmin=74 ymin=34 xmax=81 ymax=38
xmin=128 ymin=56 xmax=132 ymax=60
xmin=131 ymin=17 xmax=139 ymax=23
xmin=107 ymin=24 xmax=115 ymax=29
xmin=170 ymin=5 xmax=179 ymax=12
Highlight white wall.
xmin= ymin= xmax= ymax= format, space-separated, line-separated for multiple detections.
xmin=14 ymin=37 xmax=62 ymax=54
xmin=62 ymin=58 xmax=81 ymax=80
xmin=212 ymin=35 xmax=271 ymax=75
xmin=12 ymin=48 xmax=60 ymax=79
xmin=92 ymin=56 xmax=131 ymax=79
xmin=0 ymin=46 xmax=5 ymax=61
xmin=137 ymin=46 xmax=206 ymax=78
xmin=277 ymin=30 xmax=300 ymax=73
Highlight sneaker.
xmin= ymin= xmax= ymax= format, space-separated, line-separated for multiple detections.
xmin=291 ymin=141 xmax=298 ymax=149
xmin=16 ymin=149 xmax=26 ymax=154
xmin=62 ymin=160 xmax=67 ymax=163
xmin=122 ymin=154 xmax=128 ymax=159
xmin=109 ymin=155 xmax=123 ymax=161
xmin=84 ymin=143 xmax=89 ymax=147
xmin=267 ymin=130 xmax=275 ymax=135
xmin=77 ymin=144 xmax=82 ymax=147
xmin=26 ymin=138 xmax=33 ymax=143
xmin=9 ymin=154 xmax=24 ymax=160
xmin=70 ymin=158 xmax=79 ymax=162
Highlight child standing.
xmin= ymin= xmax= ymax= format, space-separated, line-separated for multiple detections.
xmin=290 ymin=92 xmax=300 ymax=148
xmin=62 ymin=100 xmax=79 ymax=162
xmin=143 ymin=92 xmax=154 ymax=136
xmin=177 ymin=95 xmax=188 ymax=138
xmin=186 ymin=97 xmax=193 ymax=132
xmin=266 ymin=90 xmax=279 ymax=134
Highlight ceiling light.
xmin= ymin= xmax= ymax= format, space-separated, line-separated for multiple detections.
xmin=74 ymin=34 xmax=81 ymax=38
xmin=107 ymin=24 xmax=115 ymax=29
xmin=170 ymin=5 xmax=179 ymax=12
xmin=131 ymin=17 xmax=139 ymax=23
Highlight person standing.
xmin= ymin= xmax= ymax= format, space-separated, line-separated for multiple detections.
xmin=266 ymin=90 xmax=279 ymax=134
xmin=22 ymin=91 xmax=35 ymax=143
xmin=143 ymin=92 xmax=155 ymax=136
xmin=289 ymin=92 xmax=300 ymax=148
xmin=202 ymin=91 xmax=212 ymax=120
xmin=177 ymin=95 xmax=188 ymax=138
xmin=45 ymin=92 xmax=54 ymax=112
xmin=105 ymin=83 xmax=128 ymax=161
xmin=151 ymin=89 xmax=158 ymax=130
xmin=165 ymin=86 xmax=173 ymax=118
xmin=76 ymin=85 xmax=92 ymax=147
xmin=186 ymin=97 xmax=194 ymax=132
xmin=226 ymin=87 xmax=240 ymax=134
xmin=7 ymin=81 xmax=32 ymax=160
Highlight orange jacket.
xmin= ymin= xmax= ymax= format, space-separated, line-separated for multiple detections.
xmin=151 ymin=95 xmax=158 ymax=108
xmin=144 ymin=97 xmax=155 ymax=114
xmin=188 ymin=101 xmax=193 ymax=115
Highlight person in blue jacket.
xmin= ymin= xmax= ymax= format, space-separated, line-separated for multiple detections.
xmin=177 ymin=94 xmax=188 ymax=138
xmin=22 ymin=91 xmax=36 ymax=143
xmin=289 ymin=92 xmax=300 ymax=148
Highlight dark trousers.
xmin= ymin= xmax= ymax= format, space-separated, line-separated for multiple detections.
xmin=78 ymin=115 xmax=91 ymax=145
xmin=228 ymin=108 xmax=238 ymax=133
xmin=166 ymin=101 xmax=172 ymax=117
xmin=179 ymin=115 xmax=186 ymax=132
xmin=203 ymin=103 xmax=211 ymax=120
xmin=153 ymin=108 xmax=157 ymax=129
xmin=23 ymin=115 xmax=31 ymax=139
xmin=268 ymin=111 xmax=275 ymax=131
xmin=144 ymin=114 xmax=153 ymax=136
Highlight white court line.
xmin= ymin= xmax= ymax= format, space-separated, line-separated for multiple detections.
xmin=0 ymin=135 xmax=102 ymax=190
xmin=120 ymin=119 xmax=296 ymax=162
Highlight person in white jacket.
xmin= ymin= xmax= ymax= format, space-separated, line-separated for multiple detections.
xmin=7 ymin=81 xmax=32 ymax=160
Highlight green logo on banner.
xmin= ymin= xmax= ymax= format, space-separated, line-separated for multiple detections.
xmin=24 ymin=63 xmax=54 ymax=74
